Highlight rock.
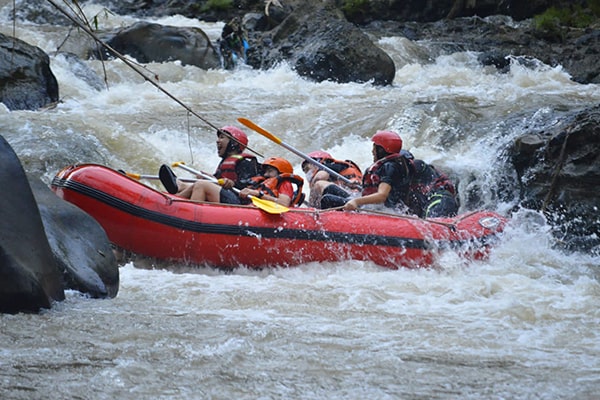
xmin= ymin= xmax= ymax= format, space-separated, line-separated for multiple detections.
xmin=365 ymin=16 xmax=600 ymax=85
xmin=510 ymin=105 xmax=600 ymax=253
xmin=0 ymin=33 xmax=59 ymax=111
xmin=0 ymin=136 xmax=64 ymax=314
xmin=34 ymin=1 xmax=599 ymax=85
xmin=30 ymin=177 xmax=119 ymax=299
xmin=94 ymin=22 xmax=221 ymax=69
xmin=247 ymin=1 xmax=395 ymax=85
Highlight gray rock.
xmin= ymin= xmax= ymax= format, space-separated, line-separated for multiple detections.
xmin=247 ymin=1 xmax=395 ymax=85
xmin=94 ymin=21 xmax=221 ymax=69
xmin=509 ymin=105 xmax=600 ymax=253
xmin=30 ymin=177 xmax=119 ymax=299
xmin=0 ymin=33 xmax=59 ymax=111
xmin=0 ymin=136 xmax=64 ymax=314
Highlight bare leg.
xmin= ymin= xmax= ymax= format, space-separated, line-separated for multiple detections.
xmin=175 ymin=182 xmax=193 ymax=198
xmin=189 ymin=181 xmax=223 ymax=202
xmin=309 ymin=180 xmax=332 ymax=207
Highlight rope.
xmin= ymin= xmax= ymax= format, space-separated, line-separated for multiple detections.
xmin=45 ymin=0 xmax=264 ymax=158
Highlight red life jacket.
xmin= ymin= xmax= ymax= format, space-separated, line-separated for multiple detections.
xmin=410 ymin=160 xmax=456 ymax=197
xmin=362 ymin=153 xmax=412 ymax=196
xmin=251 ymin=173 xmax=305 ymax=206
xmin=214 ymin=153 xmax=256 ymax=182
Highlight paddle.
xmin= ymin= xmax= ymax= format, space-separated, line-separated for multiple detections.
xmin=237 ymin=118 xmax=361 ymax=188
xmin=122 ymin=172 xmax=197 ymax=183
xmin=172 ymin=161 xmax=290 ymax=214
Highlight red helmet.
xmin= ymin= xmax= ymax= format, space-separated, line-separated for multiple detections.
xmin=307 ymin=150 xmax=332 ymax=160
xmin=371 ymin=130 xmax=402 ymax=154
xmin=302 ymin=150 xmax=333 ymax=169
xmin=263 ymin=157 xmax=293 ymax=174
xmin=219 ymin=126 xmax=248 ymax=152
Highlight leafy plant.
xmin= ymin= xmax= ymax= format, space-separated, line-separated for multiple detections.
xmin=341 ymin=0 xmax=370 ymax=22
xmin=202 ymin=0 xmax=234 ymax=12
xmin=534 ymin=4 xmax=598 ymax=30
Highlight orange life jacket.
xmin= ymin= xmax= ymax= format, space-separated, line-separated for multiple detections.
xmin=326 ymin=158 xmax=363 ymax=186
xmin=251 ymin=173 xmax=305 ymax=206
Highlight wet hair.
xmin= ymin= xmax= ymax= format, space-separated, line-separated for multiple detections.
xmin=374 ymin=144 xmax=389 ymax=160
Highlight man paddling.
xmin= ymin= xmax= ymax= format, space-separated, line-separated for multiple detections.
xmin=159 ymin=125 xmax=259 ymax=204
xmin=320 ymin=130 xmax=414 ymax=211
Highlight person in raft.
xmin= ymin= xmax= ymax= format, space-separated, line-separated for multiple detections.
xmin=159 ymin=125 xmax=260 ymax=204
xmin=301 ymin=150 xmax=363 ymax=208
xmin=241 ymin=157 xmax=305 ymax=207
xmin=320 ymin=130 xmax=414 ymax=212
xmin=403 ymin=151 xmax=459 ymax=218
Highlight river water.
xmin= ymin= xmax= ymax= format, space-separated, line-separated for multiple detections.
xmin=1 ymin=2 xmax=600 ymax=399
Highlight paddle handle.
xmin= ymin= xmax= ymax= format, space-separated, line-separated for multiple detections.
xmin=125 ymin=172 xmax=197 ymax=183
xmin=172 ymin=162 xmax=241 ymax=195
xmin=172 ymin=161 xmax=290 ymax=214
xmin=237 ymin=118 xmax=360 ymax=188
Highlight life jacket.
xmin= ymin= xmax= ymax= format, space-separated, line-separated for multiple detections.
xmin=214 ymin=153 xmax=256 ymax=182
xmin=410 ymin=160 xmax=456 ymax=197
xmin=328 ymin=159 xmax=363 ymax=186
xmin=362 ymin=153 xmax=412 ymax=196
xmin=250 ymin=173 xmax=305 ymax=207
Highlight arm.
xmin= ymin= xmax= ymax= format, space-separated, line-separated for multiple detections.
xmin=233 ymin=158 xmax=260 ymax=189
xmin=312 ymin=170 xmax=331 ymax=183
xmin=344 ymin=182 xmax=392 ymax=210
xmin=239 ymin=188 xmax=292 ymax=207
xmin=343 ymin=182 xmax=391 ymax=211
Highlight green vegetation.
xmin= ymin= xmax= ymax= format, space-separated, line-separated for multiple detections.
xmin=341 ymin=0 xmax=370 ymax=22
xmin=202 ymin=0 xmax=233 ymax=12
xmin=534 ymin=2 xmax=600 ymax=30
xmin=533 ymin=1 xmax=600 ymax=41
xmin=590 ymin=0 xmax=600 ymax=15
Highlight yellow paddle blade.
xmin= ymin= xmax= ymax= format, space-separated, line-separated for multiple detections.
xmin=237 ymin=118 xmax=282 ymax=144
xmin=250 ymin=196 xmax=289 ymax=214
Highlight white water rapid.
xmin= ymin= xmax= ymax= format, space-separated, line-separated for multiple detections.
xmin=1 ymin=2 xmax=599 ymax=399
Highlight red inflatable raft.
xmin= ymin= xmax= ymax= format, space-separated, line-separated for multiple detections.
xmin=51 ymin=164 xmax=507 ymax=269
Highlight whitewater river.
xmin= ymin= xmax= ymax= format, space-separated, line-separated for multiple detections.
xmin=1 ymin=2 xmax=600 ymax=399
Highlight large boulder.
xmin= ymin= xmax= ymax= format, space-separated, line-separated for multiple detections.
xmin=345 ymin=0 xmax=557 ymax=23
xmin=509 ymin=104 xmax=600 ymax=252
xmin=94 ymin=21 xmax=221 ymax=69
xmin=0 ymin=33 xmax=59 ymax=111
xmin=0 ymin=136 xmax=64 ymax=314
xmin=247 ymin=1 xmax=395 ymax=85
xmin=30 ymin=177 xmax=119 ymax=299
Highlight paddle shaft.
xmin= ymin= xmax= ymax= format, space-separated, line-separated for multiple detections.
xmin=126 ymin=172 xmax=197 ymax=183
xmin=173 ymin=162 xmax=239 ymax=193
xmin=238 ymin=118 xmax=360 ymax=188
xmin=173 ymin=162 xmax=290 ymax=214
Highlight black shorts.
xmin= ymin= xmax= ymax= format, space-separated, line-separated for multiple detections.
xmin=320 ymin=185 xmax=351 ymax=209
xmin=220 ymin=188 xmax=241 ymax=204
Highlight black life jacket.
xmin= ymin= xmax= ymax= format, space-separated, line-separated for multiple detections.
xmin=410 ymin=159 xmax=456 ymax=197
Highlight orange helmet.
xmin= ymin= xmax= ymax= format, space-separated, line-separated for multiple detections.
xmin=219 ymin=126 xmax=248 ymax=152
xmin=371 ymin=130 xmax=402 ymax=154
xmin=263 ymin=157 xmax=293 ymax=174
